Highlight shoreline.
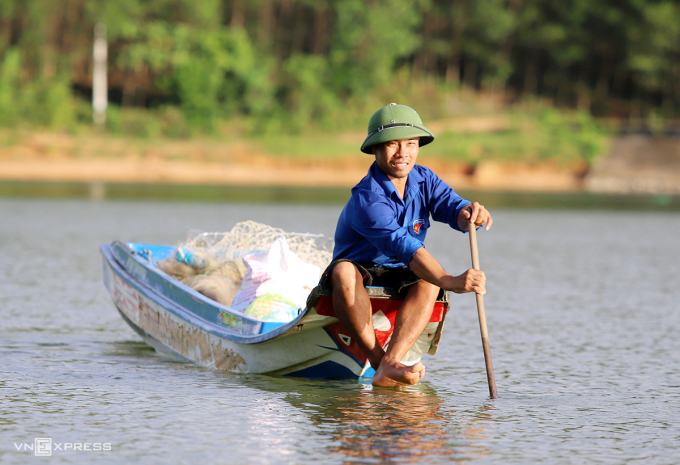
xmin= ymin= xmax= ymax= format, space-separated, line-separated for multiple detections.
xmin=0 ymin=128 xmax=586 ymax=193
xmin=0 ymin=157 xmax=585 ymax=193
xmin=2 ymin=129 xmax=678 ymax=196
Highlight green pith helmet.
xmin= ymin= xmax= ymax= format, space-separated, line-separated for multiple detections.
xmin=360 ymin=103 xmax=435 ymax=154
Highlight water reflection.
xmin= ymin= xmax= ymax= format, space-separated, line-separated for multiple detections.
xmin=4 ymin=200 xmax=680 ymax=464
xmin=108 ymin=336 xmax=493 ymax=463
xmin=326 ymin=389 xmax=453 ymax=462
xmin=274 ymin=379 xmax=491 ymax=463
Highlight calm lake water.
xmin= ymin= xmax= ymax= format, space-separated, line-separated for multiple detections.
xmin=1 ymin=198 xmax=679 ymax=464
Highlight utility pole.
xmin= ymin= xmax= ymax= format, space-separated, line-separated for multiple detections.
xmin=93 ymin=23 xmax=108 ymax=127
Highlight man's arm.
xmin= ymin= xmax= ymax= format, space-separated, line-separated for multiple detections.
xmin=409 ymin=247 xmax=486 ymax=295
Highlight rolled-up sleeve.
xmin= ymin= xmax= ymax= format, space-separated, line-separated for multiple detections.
xmin=352 ymin=191 xmax=424 ymax=265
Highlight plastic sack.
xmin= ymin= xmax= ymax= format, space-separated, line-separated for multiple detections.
xmin=231 ymin=237 xmax=320 ymax=321
xmin=244 ymin=294 xmax=301 ymax=322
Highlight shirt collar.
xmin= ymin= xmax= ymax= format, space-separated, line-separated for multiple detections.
xmin=370 ymin=162 xmax=424 ymax=204
xmin=370 ymin=162 xmax=398 ymax=200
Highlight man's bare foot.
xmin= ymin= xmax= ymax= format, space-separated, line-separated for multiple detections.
xmin=372 ymin=360 xmax=425 ymax=387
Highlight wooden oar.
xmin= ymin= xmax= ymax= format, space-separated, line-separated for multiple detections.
xmin=468 ymin=220 xmax=498 ymax=399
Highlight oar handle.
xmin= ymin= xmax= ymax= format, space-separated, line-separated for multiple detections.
xmin=469 ymin=221 xmax=498 ymax=399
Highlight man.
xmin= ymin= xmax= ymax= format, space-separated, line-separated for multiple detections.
xmin=325 ymin=103 xmax=492 ymax=387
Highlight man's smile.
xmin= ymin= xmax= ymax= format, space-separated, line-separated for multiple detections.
xmin=373 ymin=138 xmax=420 ymax=183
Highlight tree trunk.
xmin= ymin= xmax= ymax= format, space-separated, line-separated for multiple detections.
xmin=312 ymin=6 xmax=330 ymax=55
xmin=290 ymin=3 xmax=307 ymax=54
xmin=446 ymin=55 xmax=461 ymax=88
xmin=230 ymin=0 xmax=245 ymax=28
xmin=554 ymin=72 xmax=570 ymax=107
xmin=122 ymin=73 xmax=136 ymax=108
xmin=577 ymin=63 xmax=591 ymax=111
xmin=595 ymin=57 xmax=611 ymax=100
xmin=464 ymin=60 xmax=477 ymax=90
xmin=661 ymin=77 xmax=674 ymax=118
xmin=523 ymin=51 xmax=538 ymax=96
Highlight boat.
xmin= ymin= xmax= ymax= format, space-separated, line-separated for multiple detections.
xmin=100 ymin=239 xmax=449 ymax=379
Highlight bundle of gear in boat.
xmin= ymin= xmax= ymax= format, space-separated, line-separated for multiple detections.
xmin=154 ymin=221 xmax=333 ymax=323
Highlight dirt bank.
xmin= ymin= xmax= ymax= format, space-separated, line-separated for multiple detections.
xmin=585 ymin=134 xmax=680 ymax=194
xmin=0 ymin=130 xmax=586 ymax=192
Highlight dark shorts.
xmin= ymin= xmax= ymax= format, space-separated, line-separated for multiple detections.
xmin=319 ymin=259 xmax=421 ymax=292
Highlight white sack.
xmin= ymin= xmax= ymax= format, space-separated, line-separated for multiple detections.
xmin=230 ymin=237 xmax=320 ymax=320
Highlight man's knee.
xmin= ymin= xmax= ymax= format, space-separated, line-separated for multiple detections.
xmin=409 ymin=279 xmax=440 ymax=302
xmin=331 ymin=261 xmax=363 ymax=291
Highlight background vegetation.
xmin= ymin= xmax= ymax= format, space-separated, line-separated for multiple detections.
xmin=2 ymin=0 xmax=678 ymax=163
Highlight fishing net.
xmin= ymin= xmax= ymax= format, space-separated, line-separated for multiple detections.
xmin=157 ymin=221 xmax=334 ymax=316
xmin=181 ymin=220 xmax=334 ymax=270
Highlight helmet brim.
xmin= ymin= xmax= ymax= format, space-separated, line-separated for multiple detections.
xmin=360 ymin=125 xmax=435 ymax=154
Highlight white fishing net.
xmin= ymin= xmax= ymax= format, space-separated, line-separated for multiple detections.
xmin=157 ymin=221 xmax=334 ymax=313
xmin=182 ymin=220 xmax=334 ymax=270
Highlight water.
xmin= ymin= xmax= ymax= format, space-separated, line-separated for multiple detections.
xmin=1 ymin=199 xmax=679 ymax=464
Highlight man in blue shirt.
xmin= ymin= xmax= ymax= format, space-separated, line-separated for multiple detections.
xmin=327 ymin=103 xmax=492 ymax=387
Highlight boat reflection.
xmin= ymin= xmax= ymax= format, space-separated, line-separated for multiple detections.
xmin=278 ymin=382 xmax=491 ymax=463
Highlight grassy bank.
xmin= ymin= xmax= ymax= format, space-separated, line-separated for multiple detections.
xmin=0 ymin=102 xmax=613 ymax=167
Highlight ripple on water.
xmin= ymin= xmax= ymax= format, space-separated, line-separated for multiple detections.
xmin=1 ymin=201 xmax=679 ymax=464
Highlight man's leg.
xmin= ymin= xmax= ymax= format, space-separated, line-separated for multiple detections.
xmin=330 ymin=262 xmax=384 ymax=369
xmin=372 ymin=280 xmax=440 ymax=387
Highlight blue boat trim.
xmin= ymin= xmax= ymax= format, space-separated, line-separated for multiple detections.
xmin=359 ymin=367 xmax=376 ymax=379
xmin=127 ymin=243 xmax=176 ymax=265
xmin=284 ymin=360 xmax=357 ymax=379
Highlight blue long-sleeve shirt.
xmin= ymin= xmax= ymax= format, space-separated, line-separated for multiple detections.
xmin=332 ymin=162 xmax=471 ymax=267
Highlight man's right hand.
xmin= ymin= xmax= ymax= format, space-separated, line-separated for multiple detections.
xmin=444 ymin=269 xmax=486 ymax=295
xmin=409 ymin=247 xmax=486 ymax=295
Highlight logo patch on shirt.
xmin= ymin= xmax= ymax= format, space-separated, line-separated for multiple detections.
xmin=413 ymin=219 xmax=425 ymax=234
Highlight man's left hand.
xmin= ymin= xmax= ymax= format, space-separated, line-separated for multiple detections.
xmin=458 ymin=202 xmax=493 ymax=231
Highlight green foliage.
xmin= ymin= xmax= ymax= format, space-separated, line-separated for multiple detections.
xmin=0 ymin=49 xmax=75 ymax=129
xmin=426 ymin=107 xmax=610 ymax=164
xmin=329 ymin=0 xmax=421 ymax=96
xmin=106 ymin=105 xmax=192 ymax=138
xmin=533 ymin=109 xmax=609 ymax=163
xmin=0 ymin=0 xmax=678 ymax=162
xmin=627 ymin=1 xmax=680 ymax=95
xmin=107 ymin=106 xmax=161 ymax=138
xmin=278 ymin=54 xmax=339 ymax=132
xmin=0 ymin=49 xmax=22 ymax=127
xmin=113 ymin=21 xmax=267 ymax=130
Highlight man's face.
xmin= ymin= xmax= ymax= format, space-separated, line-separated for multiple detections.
xmin=372 ymin=138 xmax=420 ymax=181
